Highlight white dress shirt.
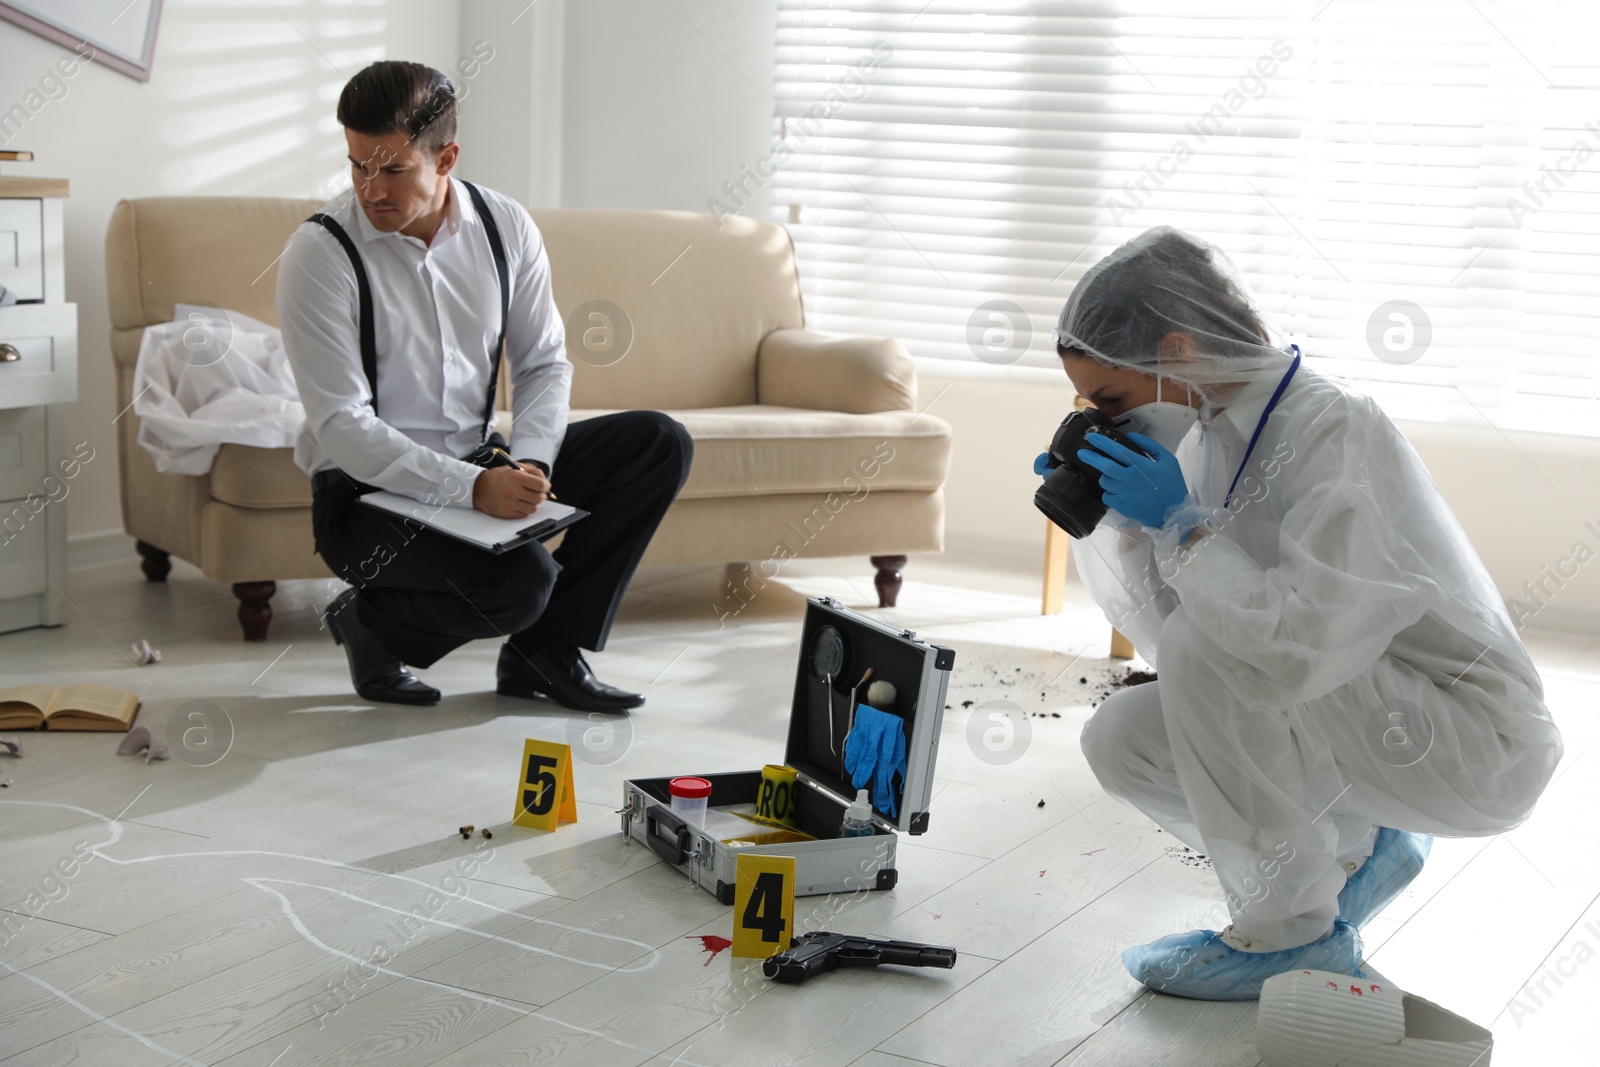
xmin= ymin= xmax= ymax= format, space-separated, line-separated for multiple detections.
xmin=276 ymin=176 xmax=571 ymax=506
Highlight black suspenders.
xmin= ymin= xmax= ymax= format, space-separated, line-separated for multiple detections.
xmin=306 ymin=180 xmax=509 ymax=439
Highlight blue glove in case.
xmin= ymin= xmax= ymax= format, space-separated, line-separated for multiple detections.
xmin=621 ymin=596 xmax=955 ymax=904
xmin=843 ymin=705 xmax=908 ymax=819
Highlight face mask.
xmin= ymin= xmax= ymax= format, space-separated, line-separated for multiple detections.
xmin=1113 ymin=377 xmax=1199 ymax=452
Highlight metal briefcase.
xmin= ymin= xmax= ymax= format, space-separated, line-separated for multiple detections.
xmin=620 ymin=596 xmax=955 ymax=903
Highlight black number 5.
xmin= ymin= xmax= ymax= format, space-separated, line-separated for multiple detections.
xmin=522 ymin=753 xmax=558 ymax=816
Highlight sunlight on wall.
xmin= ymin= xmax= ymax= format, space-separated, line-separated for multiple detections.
xmin=153 ymin=2 xmax=386 ymax=195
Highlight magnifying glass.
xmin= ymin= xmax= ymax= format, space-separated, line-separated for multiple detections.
xmin=811 ymin=625 xmax=846 ymax=753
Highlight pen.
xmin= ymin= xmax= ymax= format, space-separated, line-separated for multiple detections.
xmin=492 ymin=448 xmax=558 ymax=500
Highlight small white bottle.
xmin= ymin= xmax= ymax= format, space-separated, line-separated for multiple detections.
xmin=839 ymin=789 xmax=875 ymax=838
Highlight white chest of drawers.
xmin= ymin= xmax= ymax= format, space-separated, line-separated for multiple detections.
xmin=0 ymin=177 xmax=79 ymax=633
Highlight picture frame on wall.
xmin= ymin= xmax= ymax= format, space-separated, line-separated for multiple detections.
xmin=0 ymin=0 xmax=164 ymax=83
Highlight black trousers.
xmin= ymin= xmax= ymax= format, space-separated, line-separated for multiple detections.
xmin=311 ymin=411 xmax=693 ymax=668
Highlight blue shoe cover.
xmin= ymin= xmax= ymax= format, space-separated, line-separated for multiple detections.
xmin=1338 ymin=827 xmax=1432 ymax=928
xmin=1122 ymin=918 xmax=1364 ymax=1002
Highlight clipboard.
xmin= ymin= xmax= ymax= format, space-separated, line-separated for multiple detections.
xmin=359 ymin=491 xmax=589 ymax=554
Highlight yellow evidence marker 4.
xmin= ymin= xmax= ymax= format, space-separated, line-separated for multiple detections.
xmin=732 ymin=853 xmax=796 ymax=959
xmin=513 ymin=738 xmax=578 ymax=831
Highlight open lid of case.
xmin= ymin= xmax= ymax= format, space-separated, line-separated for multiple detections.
xmin=785 ymin=596 xmax=956 ymax=834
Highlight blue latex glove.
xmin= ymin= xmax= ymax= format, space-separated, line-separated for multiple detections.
xmin=1122 ymin=918 xmax=1365 ymax=1002
xmin=1077 ymin=430 xmax=1188 ymax=528
xmin=871 ymin=711 xmax=907 ymax=816
xmin=1337 ymin=827 xmax=1432 ymax=928
xmin=842 ymin=705 xmax=907 ymax=819
xmin=841 ymin=707 xmax=882 ymax=789
xmin=1033 ymin=451 xmax=1052 ymax=478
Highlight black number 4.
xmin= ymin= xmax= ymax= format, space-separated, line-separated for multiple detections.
xmin=522 ymin=753 xmax=558 ymax=817
xmin=742 ymin=871 xmax=788 ymax=943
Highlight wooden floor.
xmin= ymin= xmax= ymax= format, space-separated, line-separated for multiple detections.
xmin=1 ymin=547 xmax=1596 ymax=1066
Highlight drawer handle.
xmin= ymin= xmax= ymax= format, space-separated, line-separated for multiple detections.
xmin=0 ymin=344 xmax=18 ymax=363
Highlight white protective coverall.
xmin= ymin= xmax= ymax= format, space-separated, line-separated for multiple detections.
xmin=1068 ymin=229 xmax=1564 ymax=950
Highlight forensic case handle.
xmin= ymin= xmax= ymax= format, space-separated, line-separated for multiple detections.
xmin=645 ymin=805 xmax=693 ymax=867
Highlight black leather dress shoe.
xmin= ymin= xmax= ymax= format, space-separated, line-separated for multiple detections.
xmin=496 ymin=642 xmax=645 ymax=711
xmin=325 ymin=589 xmax=440 ymax=706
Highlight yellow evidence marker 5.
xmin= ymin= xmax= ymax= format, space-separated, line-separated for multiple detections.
xmin=512 ymin=738 xmax=578 ymax=831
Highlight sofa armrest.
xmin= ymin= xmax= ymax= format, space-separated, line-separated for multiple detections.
xmin=756 ymin=328 xmax=916 ymax=414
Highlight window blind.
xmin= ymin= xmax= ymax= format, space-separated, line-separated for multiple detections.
xmin=771 ymin=0 xmax=1600 ymax=435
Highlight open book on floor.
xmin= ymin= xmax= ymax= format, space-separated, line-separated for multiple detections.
xmin=359 ymin=491 xmax=588 ymax=554
xmin=0 ymin=684 xmax=142 ymax=732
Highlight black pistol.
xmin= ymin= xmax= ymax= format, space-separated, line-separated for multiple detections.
xmin=762 ymin=931 xmax=957 ymax=984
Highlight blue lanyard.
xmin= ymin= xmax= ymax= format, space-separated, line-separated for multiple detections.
xmin=1222 ymin=345 xmax=1301 ymax=509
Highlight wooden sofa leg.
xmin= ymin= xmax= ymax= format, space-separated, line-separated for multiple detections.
xmin=870 ymin=555 xmax=907 ymax=608
xmin=233 ymin=581 xmax=276 ymax=642
xmin=136 ymin=541 xmax=171 ymax=583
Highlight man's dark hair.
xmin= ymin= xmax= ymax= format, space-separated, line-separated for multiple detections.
xmin=337 ymin=61 xmax=457 ymax=155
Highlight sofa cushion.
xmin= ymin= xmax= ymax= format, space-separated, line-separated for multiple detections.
xmin=107 ymin=196 xmax=323 ymax=335
xmin=531 ymin=210 xmax=803 ymax=411
xmin=573 ymin=406 xmax=952 ymax=500
xmin=208 ymin=406 xmax=952 ymax=508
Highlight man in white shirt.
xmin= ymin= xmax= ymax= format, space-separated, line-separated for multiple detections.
xmin=277 ymin=61 xmax=692 ymax=709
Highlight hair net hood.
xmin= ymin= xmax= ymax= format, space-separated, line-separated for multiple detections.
xmin=1055 ymin=226 xmax=1293 ymax=403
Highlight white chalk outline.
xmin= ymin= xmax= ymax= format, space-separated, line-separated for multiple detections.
xmin=243 ymin=878 xmax=656 ymax=972
xmin=0 ymin=800 xmax=710 ymax=1067
xmin=91 ymin=848 xmax=661 ymax=967
xmin=0 ymin=957 xmax=208 ymax=1065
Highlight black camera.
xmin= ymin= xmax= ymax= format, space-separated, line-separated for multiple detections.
xmin=1033 ymin=408 xmax=1152 ymax=538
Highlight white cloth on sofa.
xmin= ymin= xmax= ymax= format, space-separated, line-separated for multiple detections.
xmin=133 ymin=305 xmax=304 ymax=475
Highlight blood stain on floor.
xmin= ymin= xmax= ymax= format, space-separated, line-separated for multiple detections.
xmin=688 ymin=934 xmax=734 ymax=966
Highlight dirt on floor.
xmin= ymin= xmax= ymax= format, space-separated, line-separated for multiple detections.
xmin=1085 ymin=666 xmax=1157 ymax=707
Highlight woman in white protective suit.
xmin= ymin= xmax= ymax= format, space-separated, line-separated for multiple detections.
xmin=1052 ymin=227 xmax=1564 ymax=1001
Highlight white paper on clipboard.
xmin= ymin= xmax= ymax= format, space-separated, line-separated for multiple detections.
xmin=359 ymin=491 xmax=586 ymax=553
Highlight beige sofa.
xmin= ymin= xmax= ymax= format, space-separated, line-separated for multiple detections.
xmin=105 ymin=198 xmax=953 ymax=640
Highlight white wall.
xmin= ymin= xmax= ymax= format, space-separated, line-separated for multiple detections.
xmin=0 ymin=0 xmax=462 ymax=549
xmin=456 ymin=0 xmax=565 ymax=207
xmin=559 ymin=0 xmax=777 ymax=214
xmin=457 ymin=0 xmax=779 ymax=212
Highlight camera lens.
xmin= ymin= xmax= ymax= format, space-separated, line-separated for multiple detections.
xmin=1033 ymin=409 xmax=1148 ymax=538
xmin=1035 ymin=467 xmax=1104 ymax=538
